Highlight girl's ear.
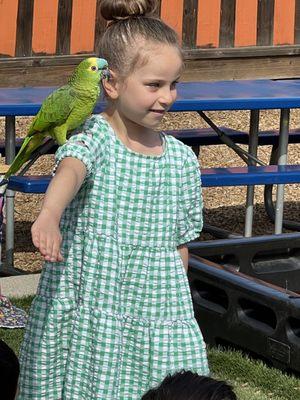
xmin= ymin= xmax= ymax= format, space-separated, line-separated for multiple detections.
xmin=102 ymin=70 xmax=120 ymax=100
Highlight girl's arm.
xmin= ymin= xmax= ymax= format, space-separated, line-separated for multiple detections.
xmin=31 ymin=157 xmax=87 ymax=262
xmin=177 ymin=244 xmax=189 ymax=272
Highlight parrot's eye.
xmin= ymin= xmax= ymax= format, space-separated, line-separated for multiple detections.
xmin=91 ymin=66 xmax=98 ymax=71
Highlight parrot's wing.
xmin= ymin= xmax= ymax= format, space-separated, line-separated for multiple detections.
xmin=28 ymin=85 xmax=77 ymax=136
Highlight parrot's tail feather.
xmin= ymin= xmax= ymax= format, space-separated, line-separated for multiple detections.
xmin=5 ymin=133 xmax=45 ymax=179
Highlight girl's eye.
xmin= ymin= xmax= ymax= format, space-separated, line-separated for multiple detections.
xmin=91 ymin=66 xmax=98 ymax=71
xmin=147 ymin=83 xmax=159 ymax=88
xmin=171 ymin=81 xmax=179 ymax=89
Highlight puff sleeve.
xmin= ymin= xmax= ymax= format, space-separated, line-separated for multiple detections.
xmin=54 ymin=116 xmax=104 ymax=177
xmin=176 ymin=149 xmax=203 ymax=246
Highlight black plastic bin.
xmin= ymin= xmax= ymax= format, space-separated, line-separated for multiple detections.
xmin=188 ymin=254 xmax=300 ymax=372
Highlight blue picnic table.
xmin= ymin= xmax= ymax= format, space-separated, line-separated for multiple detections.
xmin=2 ymin=79 xmax=300 ymax=115
xmin=1 ymin=79 xmax=300 ymax=274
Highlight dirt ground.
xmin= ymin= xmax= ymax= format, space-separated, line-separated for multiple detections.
xmin=1 ymin=109 xmax=300 ymax=273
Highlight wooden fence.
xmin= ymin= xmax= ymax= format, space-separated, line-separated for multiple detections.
xmin=1 ymin=0 xmax=300 ymax=86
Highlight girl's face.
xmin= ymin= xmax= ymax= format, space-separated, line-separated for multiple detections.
xmin=112 ymin=44 xmax=183 ymax=131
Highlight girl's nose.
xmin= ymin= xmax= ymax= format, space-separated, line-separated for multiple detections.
xmin=159 ymin=88 xmax=175 ymax=105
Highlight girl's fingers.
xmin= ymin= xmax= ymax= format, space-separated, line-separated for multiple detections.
xmin=45 ymin=236 xmax=56 ymax=261
xmin=38 ymin=233 xmax=48 ymax=256
xmin=44 ymin=233 xmax=63 ymax=262
xmin=34 ymin=232 xmax=53 ymax=260
xmin=31 ymin=225 xmax=63 ymax=262
xmin=57 ymin=251 xmax=64 ymax=262
xmin=31 ymin=233 xmax=40 ymax=249
xmin=31 ymin=223 xmax=41 ymax=247
xmin=47 ymin=237 xmax=55 ymax=261
xmin=31 ymin=226 xmax=41 ymax=249
xmin=51 ymin=239 xmax=62 ymax=262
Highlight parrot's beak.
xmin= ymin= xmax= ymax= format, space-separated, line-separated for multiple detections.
xmin=97 ymin=58 xmax=109 ymax=80
xmin=101 ymin=68 xmax=110 ymax=81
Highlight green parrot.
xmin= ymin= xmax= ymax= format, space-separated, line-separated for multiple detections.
xmin=0 ymin=57 xmax=108 ymax=190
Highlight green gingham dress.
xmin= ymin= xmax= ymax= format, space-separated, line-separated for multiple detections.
xmin=18 ymin=115 xmax=209 ymax=400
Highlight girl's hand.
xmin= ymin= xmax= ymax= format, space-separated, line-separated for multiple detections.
xmin=31 ymin=209 xmax=63 ymax=262
xmin=31 ymin=157 xmax=86 ymax=263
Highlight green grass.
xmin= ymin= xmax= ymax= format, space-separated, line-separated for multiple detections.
xmin=209 ymin=347 xmax=300 ymax=399
xmin=1 ymin=296 xmax=300 ymax=399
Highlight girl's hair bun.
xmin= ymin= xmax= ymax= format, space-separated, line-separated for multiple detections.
xmin=100 ymin=0 xmax=158 ymax=21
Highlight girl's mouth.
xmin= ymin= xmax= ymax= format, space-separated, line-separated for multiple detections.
xmin=149 ymin=109 xmax=165 ymax=114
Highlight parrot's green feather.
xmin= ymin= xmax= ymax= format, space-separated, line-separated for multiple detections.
xmin=2 ymin=57 xmax=108 ymax=182
xmin=27 ymin=86 xmax=77 ymax=136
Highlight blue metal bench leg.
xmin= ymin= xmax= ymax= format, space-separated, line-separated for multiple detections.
xmin=245 ymin=110 xmax=259 ymax=237
xmin=3 ymin=116 xmax=16 ymax=274
xmin=275 ymin=109 xmax=290 ymax=234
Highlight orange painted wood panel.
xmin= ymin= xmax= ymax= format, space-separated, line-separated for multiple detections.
xmin=273 ymin=0 xmax=295 ymax=45
xmin=70 ymin=0 xmax=97 ymax=54
xmin=1 ymin=0 xmax=299 ymax=58
xmin=0 ymin=0 xmax=19 ymax=56
xmin=235 ymin=0 xmax=258 ymax=46
xmin=197 ymin=0 xmax=221 ymax=47
xmin=32 ymin=0 xmax=59 ymax=54
xmin=160 ymin=0 xmax=184 ymax=40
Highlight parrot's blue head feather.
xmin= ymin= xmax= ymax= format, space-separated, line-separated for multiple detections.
xmin=96 ymin=58 xmax=108 ymax=71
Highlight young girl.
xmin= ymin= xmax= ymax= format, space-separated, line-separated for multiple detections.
xmin=17 ymin=0 xmax=209 ymax=398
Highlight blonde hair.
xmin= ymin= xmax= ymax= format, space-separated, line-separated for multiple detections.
xmin=99 ymin=0 xmax=182 ymax=79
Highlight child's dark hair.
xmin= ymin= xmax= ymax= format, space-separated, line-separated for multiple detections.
xmin=141 ymin=370 xmax=237 ymax=400
xmin=0 ymin=339 xmax=20 ymax=400
xmin=99 ymin=0 xmax=182 ymax=79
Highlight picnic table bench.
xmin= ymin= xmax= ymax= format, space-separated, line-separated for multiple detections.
xmin=8 ymin=165 xmax=300 ymax=192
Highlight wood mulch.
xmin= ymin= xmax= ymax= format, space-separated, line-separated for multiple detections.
xmin=1 ymin=109 xmax=300 ymax=272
